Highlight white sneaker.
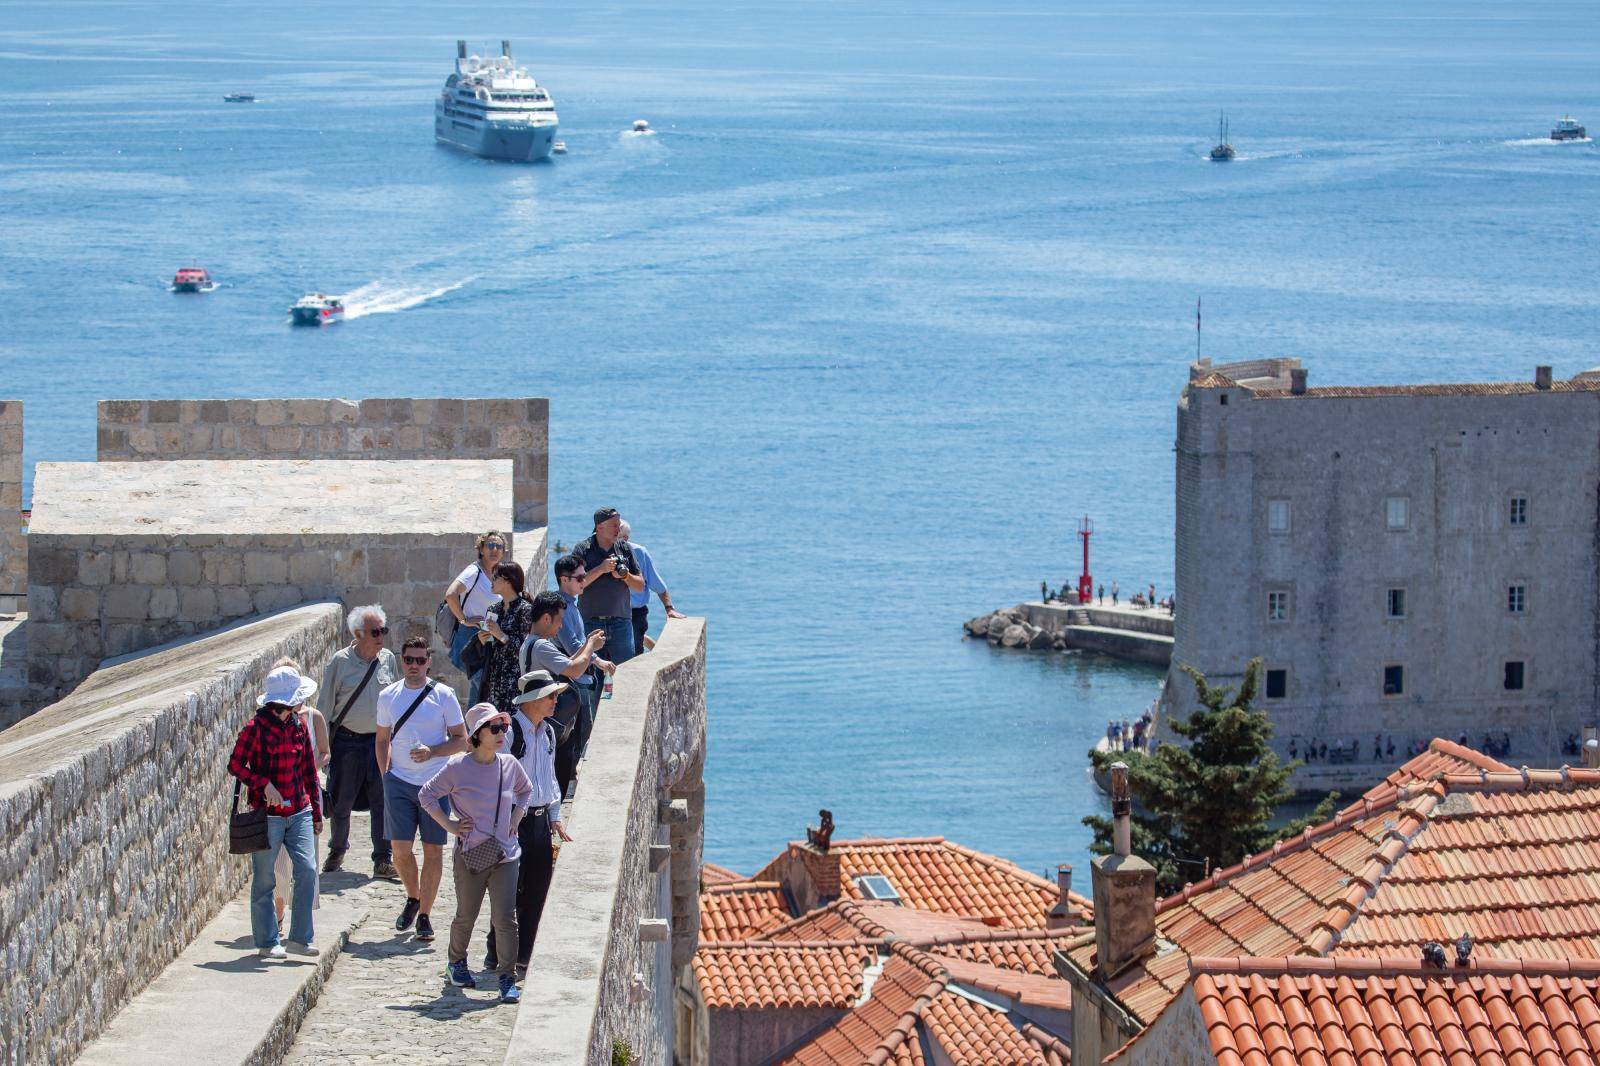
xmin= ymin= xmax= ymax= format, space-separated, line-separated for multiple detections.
xmin=259 ymin=944 xmax=287 ymax=960
xmin=284 ymin=941 xmax=319 ymax=957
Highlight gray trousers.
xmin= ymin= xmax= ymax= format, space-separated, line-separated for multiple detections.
xmin=449 ymin=850 xmax=518 ymax=978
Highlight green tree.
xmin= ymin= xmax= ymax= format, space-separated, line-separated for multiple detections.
xmin=1085 ymin=659 xmax=1337 ymax=894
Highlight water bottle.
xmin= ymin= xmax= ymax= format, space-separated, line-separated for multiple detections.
xmin=603 ymin=672 xmax=614 ymax=700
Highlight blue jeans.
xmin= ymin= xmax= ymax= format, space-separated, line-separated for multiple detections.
xmin=449 ymin=623 xmax=485 ymax=705
xmin=586 ymin=615 xmax=635 ymax=665
xmin=251 ymin=807 xmax=317 ymax=948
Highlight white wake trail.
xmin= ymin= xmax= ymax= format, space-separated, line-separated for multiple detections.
xmin=339 ymin=276 xmax=477 ymax=319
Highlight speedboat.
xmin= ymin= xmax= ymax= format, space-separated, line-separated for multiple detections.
xmin=552 ymin=140 xmax=567 ymax=154
xmin=1552 ymin=115 xmax=1587 ymax=141
xmin=1209 ymin=113 xmax=1235 ymax=161
xmin=172 ymin=267 xmax=216 ymax=293
xmin=223 ymin=92 xmax=256 ymax=103
xmin=289 ymin=294 xmax=344 ymax=326
xmin=629 ymin=119 xmax=655 ymax=136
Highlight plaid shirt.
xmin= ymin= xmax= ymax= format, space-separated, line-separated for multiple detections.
xmin=229 ymin=708 xmax=322 ymax=819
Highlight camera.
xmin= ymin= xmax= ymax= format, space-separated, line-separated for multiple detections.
xmin=611 ymin=551 xmax=632 ymax=576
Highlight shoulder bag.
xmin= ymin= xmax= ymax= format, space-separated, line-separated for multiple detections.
xmin=461 ymin=758 xmax=508 ymax=873
xmin=228 ymin=777 xmax=270 ymax=855
xmin=390 ymin=681 xmax=438 ymax=740
xmin=434 ymin=564 xmax=486 ymax=644
xmin=328 ymin=654 xmax=382 ymax=734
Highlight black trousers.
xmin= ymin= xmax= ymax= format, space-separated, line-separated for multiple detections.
xmin=631 ymin=605 xmax=649 ymax=656
xmin=327 ymin=730 xmax=390 ymax=861
xmin=484 ymin=809 xmax=554 ymax=967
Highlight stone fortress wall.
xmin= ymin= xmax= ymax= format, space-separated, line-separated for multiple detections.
xmin=1173 ymin=359 xmax=1599 ymax=787
xmin=0 ymin=401 xmax=25 ymax=604
xmin=0 ymin=603 xmax=344 ymax=1065
xmin=96 ymin=397 xmax=549 ymax=528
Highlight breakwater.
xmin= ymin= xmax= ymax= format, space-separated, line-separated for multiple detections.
xmin=963 ymin=601 xmax=1173 ymax=666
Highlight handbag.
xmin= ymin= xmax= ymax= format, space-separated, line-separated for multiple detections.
xmin=460 ymin=624 xmax=490 ymax=675
xmin=229 ymin=778 xmax=270 ymax=855
xmin=550 ymin=681 xmax=582 ymax=746
xmin=435 ymin=564 xmax=486 ymax=645
xmin=461 ymin=759 xmax=507 ymax=873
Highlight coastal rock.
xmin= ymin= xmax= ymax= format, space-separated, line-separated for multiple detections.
xmin=987 ymin=615 xmax=1013 ymax=642
xmin=1001 ymin=624 xmax=1030 ymax=648
xmin=1027 ymin=627 xmax=1054 ymax=650
xmin=964 ymin=614 xmax=992 ymax=637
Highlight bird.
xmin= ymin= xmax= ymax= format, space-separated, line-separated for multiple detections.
xmin=1455 ymin=933 xmax=1473 ymax=967
xmin=1421 ymin=941 xmax=1447 ymax=968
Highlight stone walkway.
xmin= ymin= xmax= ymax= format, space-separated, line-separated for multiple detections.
xmin=281 ymin=814 xmax=520 ymax=1066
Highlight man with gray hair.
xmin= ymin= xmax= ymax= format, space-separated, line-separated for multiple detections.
xmin=320 ymin=605 xmax=401 ymax=878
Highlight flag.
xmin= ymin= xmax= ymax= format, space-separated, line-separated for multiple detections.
xmin=1196 ymin=297 xmax=1201 ymax=333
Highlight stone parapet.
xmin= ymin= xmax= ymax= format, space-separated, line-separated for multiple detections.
xmin=97 ymin=397 xmax=550 ymax=528
xmin=0 ymin=602 xmax=344 ymax=1065
xmin=0 ymin=401 xmax=23 ymax=598
xmin=509 ymin=618 xmax=707 ymax=1066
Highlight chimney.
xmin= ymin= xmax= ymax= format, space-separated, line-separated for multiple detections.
xmin=1290 ymin=368 xmax=1308 ymax=395
xmin=501 ymin=39 xmax=512 ymax=57
xmin=1584 ymin=726 xmax=1598 ymax=769
xmin=456 ymin=39 xmax=467 ymax=59
xmin=1091 ymin=764 xmax=1157 ymax=979
xmin=1536 ymin=365 xmax=1553 ymax=390
xmin=1046 ymin=864 xmax=1078 ymax=929
xmin=1189 ymin=357 xmax=1213 ymax=381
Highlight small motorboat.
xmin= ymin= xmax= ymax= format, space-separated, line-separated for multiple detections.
xmin=289 ymin=293 xmax=344 ymax=326
xmin=1552 ymin=115 xmax=1587 ymax=141
xmin=1209 ymin=113 xmax=1236 ymax=161
xmin=172 ymin=267 xmax=217 ymax=293
xmin=552 ymin=140 xmax=567 ymax=154
xmin=629 ymin=119 xmax=656 ymax=136
xmin=223 ymin=92 xmax=256 ymax=103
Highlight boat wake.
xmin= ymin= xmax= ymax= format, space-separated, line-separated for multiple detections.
xmin=339 ymin=276 xmax=476 ymax=319
xmin=167 ymin=281 xmax=220 ymax=293
xmin=1505 ymin=136 xmax=1592 ymax=146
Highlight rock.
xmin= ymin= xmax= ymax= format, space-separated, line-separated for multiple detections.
xmin=1052 ymin=633 xmax=1068 ymax=650
xmin=1001 ymin=624 xmax=1030 ymax=648
xmin=963 ymin=614 xmax=992 ymax=637
xmin=987 ymin=615 xmax=1012 ymax=642
xmin=1028 ymin=627 xmax=1054 ymax=650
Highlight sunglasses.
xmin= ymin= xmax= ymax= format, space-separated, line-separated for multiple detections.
xmin=566 ymin=572 xmax=587 ymax=581
xmin=368 ymin=626 xmax=390 ymax=637
xmin=402 ymin=654 xmax=430 ymax=665
xmin=483 ymin=542 xmax=506 ymax=551
xmin=483 ymin=723 xmax=507 ymax=735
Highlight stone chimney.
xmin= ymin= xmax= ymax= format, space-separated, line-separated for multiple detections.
xmin=1091 ymin=764 xmax=1157 ymax=979
xmin=1290 ymin=368 xmax=1308 ymax=395
xmin=1189 ymin=358 xmax=1213 ymax=381
xmin=1584 ymin=726 xmax=1598 ymax=769
xmin=1536 ymin=365 xmax=1553 ymax=390
xmin=1046 ymin=864 xmax=1078 ymax=930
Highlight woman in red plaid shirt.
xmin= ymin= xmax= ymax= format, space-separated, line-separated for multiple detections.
xmin=229 ymin=665 xmax=325 ymax=960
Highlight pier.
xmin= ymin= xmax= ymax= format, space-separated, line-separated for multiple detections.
xmin=965 ymin=599 xmax=1173 ymax=667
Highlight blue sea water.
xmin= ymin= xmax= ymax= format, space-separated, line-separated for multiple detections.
xmin=2 ymin=1 xmax=1597 ymax=882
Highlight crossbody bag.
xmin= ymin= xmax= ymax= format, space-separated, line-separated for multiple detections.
xmin=434 ymin=564 xmax=486 ymax=645
xmin=389 ymin=681 xmax=438 ymax=744
xmin=329 ymin=655 xmax=382 ymax=734
xmin=461 ymin=758 xmax=508 ymax=873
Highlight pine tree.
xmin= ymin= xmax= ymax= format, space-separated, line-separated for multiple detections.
xmin=1085 ymin=659 xmax=1337 ymax=894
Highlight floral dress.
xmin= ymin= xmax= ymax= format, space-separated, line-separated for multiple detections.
xmin=484 ymin=596 xmax=534 ymax=715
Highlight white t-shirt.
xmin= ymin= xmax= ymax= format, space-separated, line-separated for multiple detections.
xmin=454 ymin=562 xmax=497 ymax=620
xmin=376 ymin=679 xmax=465 ymax=786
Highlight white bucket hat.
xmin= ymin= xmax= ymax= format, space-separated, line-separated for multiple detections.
xmin=258 ymin=665 xmax=318 ymax=708
xmin=514 ymin=669 xmax=568 ymax=705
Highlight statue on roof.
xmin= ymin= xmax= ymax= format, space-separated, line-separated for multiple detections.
xmin=806 ymin=809 xmax=834 ymax=852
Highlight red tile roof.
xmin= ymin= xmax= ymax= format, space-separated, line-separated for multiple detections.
xmin=1182 ymin=956 xmax=1600 ymax=1066
xmin=1356 ymin=737 xmax=1510 ymax=806
xmin=702 ymin=862 xmax=744 ymax=885
xmin=754 ymin=836 xmax=1092 ymax=928
xmin=698 ymin=880 xmax=794 ymax=942
xmin=1062 ymin=759 xmax=1600 ymax=1034
xmin=692 ymin=942 xmax=871 ymax=1009
xmin=779 ymin=948 xmax=944 ymax=1065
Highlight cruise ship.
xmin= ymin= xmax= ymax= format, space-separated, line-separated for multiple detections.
xmin=435 ymin=40 xmax=558 ymax=162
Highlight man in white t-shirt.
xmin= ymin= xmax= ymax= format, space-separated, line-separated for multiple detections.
xmin=444 ymin=532 xmax=507 ymax=704
xmin=376 ymin=636 xmax=468 ymax=942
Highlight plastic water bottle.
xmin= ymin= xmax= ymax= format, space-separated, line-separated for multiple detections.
xmin=603 ymin=673 xmax=614 ymax=700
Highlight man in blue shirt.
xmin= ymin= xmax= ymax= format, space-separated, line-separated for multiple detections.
xmin=619 ymin=519 xmax=685 ymax=654
xmin=548 ymin=554 xmax=611 ymax=734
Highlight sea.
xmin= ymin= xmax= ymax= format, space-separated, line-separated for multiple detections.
xmin=2 ymin=0 xmax=1597 ymax=883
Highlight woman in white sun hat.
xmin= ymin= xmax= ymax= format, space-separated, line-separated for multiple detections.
xmin=268 ymin=658 xmax=329 ymax=927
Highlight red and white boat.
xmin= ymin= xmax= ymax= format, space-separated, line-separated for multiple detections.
xmin=289 ymin=293 xmax=344 ymax=325
xmin=172 ymin=267 xmax=217 ymax=293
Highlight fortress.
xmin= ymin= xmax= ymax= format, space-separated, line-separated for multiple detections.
xmin=0 ymin=396 xmax=705 ymax=1065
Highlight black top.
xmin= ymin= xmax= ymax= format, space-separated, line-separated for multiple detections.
xmin=573 ymin=533 xmax=636 ymax=620
xmin=484 ymin=597 xmax=535 ymax=715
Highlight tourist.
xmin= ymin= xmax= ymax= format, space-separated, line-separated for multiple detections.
xmin=477 ymin=561 xmax=535 ymax=720
xmin=270 ymin=657 xmax=329 ymax=928
xmin=1148 ymin=583 xmax=1156 ymax=608
xmin=1111 ymin=581 xmax=1119 ymax=605
xmin=573 ymin=507 xmax=645 ymax=663
xmin=320 ymin=605 xmax=401 ymax=879
xmin=229 ymin=666 xmax=324 ymax=960
xmin=444 ymin=531 xmax=508 ymax=703
xmin=419 ymin=701 xmax=535 ymax=1004
xmin=376 ymin=637 xmax=468 ymax=943
xmin=482 ymin=669 xmax=573 ymax=975
xmin=523 ymin=590 xmax=607 ymax=798
xmin=553 ymin=553 xmax=606 ymax=735
xmin=1097 ymin=584 xmax=1104 ymax=604
xmin=619 ymin=519 xmax=685 ymax=657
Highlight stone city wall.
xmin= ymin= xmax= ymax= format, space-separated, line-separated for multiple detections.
xmin=96 ymin=397 xmax=549 ymax=528
xmin=0 ymin=401 xmax=23 ymax=601
xmin=509 ymin=618 xmax=707 ymax=1066
xmin=0 ymin=603 xmax=344 ymax=1066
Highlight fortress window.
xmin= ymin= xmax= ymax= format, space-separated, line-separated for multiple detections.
xmin=1383 ymin=664 xmax=1405 ymax=697
xmin=1509 ymin=496 xmax=1528 ymax=526
xmin=1385 ymin=496 xmax=1409 ymax=531
xmin=1267 ymin=499 xmax=1291 ymax=534
xmin=1267 ymin=590 xmax=1290 ymax=621
xmin=1508 ymin=584 xmax=1526 ymax=614
xmin=1265 ymin=669 xmax=1287 ymax=699
xmin=1504 ymin=661 xmax=1525 ymax=691
xmin=1386 ymin=588 xmax=1406 ymax=619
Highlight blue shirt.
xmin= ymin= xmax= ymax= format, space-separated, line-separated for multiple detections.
xmin=626 ymin=541 xmax=669 ymax=609
xmin=558 ymin=588 xmax=594 ymax=687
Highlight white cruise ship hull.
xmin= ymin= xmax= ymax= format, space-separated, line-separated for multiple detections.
xmin=435 ymin=103 xmax=557 ymax=162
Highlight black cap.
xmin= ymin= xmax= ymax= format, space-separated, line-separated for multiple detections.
xmin=593 ymin=506 xmax=619 ymax=528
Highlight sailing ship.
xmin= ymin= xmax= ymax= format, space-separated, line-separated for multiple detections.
xmin=1209 ymin=114 xmax=1236 ymax=161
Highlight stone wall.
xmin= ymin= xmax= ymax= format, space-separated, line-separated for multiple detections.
xmin=0 ymin=602 xmax=344 ymax=1065
xmin=0 ymin=401 xmax=23 ymax=602
xmin=97 ymin=397 xmax=549 ymax=528
xmin=508 ymin=618 xmax=707 ymax=1066
xmin=25 ymin=459 xmax=512 ymax=704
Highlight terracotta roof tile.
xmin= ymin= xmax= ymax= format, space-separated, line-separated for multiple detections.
xmin=699 ymin=880 xmax=794 ymax=942
xmin=702 ymin=862 xmax=744 ymax=885
xmin=778 ymin=949 xmax=945 ymax=1065
xmin=692 ymin=942 xmax=871 ymax=1009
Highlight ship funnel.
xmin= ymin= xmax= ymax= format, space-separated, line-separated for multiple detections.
xmin=456 ymin=40 xmax=467 ymax=59
xmin=501 ymin=40 xmax=512 ymax=57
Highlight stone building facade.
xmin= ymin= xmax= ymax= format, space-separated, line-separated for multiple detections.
xmin=0 ymin=400 xmax=24 ymax=605
xmin=1171 ymin=358 xmax=1600 ymax=779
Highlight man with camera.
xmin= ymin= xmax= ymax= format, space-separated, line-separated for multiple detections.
xmin=572 ymin=506 xmax=645 ymax=664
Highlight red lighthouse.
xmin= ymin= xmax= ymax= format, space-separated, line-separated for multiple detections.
xmin=1077 ymin=516 xmax=1094 ymax=604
